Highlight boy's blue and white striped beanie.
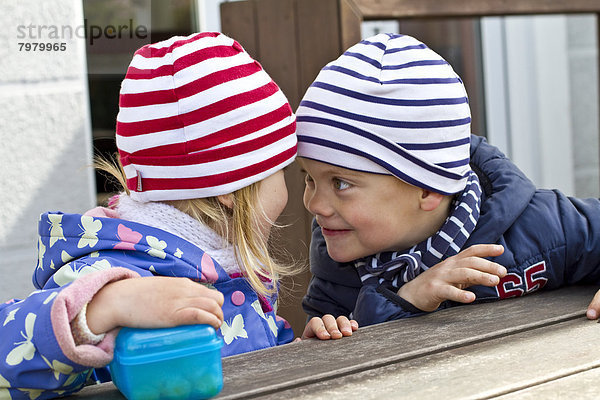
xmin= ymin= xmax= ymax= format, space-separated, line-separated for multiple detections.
xmin=296 ymin=33 xmax=472 ymax=195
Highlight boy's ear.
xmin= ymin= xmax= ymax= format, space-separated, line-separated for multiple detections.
xmin=217 ymin=193 xmax=234 ymax=209
xmin=419 ymin=189 xmax=445 ymax=212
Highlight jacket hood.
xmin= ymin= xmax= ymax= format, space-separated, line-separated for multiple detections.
xmin=34 ymin=212 xmax=228 ymax=289
xmin=468 ymin=135 xmax=537 ymax=244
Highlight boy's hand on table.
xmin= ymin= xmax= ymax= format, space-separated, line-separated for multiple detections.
xmin=586 ymin=289 xmax=600 ymax=321
xmin=300 ymin=314 xmax=358 ymax=340
xmin=397 ymin=244 xmax=507 ymax=312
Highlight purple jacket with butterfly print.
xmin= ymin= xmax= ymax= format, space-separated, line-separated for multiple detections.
xmin=0 ymin=210 xmax=293 ymax=399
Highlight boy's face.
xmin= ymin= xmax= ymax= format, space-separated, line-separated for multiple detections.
xmin=299 ymin=157 xmax=425 ymax=263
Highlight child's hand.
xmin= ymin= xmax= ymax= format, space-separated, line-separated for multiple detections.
xmin=586 ymin=289 xmax=600 ymax=320
xmin=86 ymin=276 xmax=224 ymax=335
xmin=397 ymin=244 xmax=506 ymax=312
xmin=301 ymin=314 xmax=358 ymax=340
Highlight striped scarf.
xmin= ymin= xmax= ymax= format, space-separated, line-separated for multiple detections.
xmin=355 ymin=170 xmax=482 ymax=289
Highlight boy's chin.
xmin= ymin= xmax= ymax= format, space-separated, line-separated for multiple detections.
xmin=326 ymin=249 xmax=362 ymax=264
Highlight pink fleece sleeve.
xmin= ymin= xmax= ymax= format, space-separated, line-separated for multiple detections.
xmin=84 ymin=206 xmax=120 ymax=219
xmin=50 ymin=267 xmax=139 ymax=367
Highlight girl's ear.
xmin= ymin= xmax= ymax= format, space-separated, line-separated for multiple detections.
xmin=419 ymin=189 xmax=445 ymax=212
xmin=217 ymin=193 xmax=234 ymax=209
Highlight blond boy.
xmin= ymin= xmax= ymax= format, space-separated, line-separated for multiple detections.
xmin=296 ymin=33 xmax=600 ymax=327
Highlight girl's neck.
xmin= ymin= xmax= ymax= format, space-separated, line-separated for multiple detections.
xmin=116 ymin=194 xmax=240 ymax=274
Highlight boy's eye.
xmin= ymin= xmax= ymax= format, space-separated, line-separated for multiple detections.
xmin=333 ymin=178 xmax=351 ymax=190
xmin=304 ymin=174 xmax=314 ymax=185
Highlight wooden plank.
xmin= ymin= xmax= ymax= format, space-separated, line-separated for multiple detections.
xmin=252 ymin=318 xmax=600 ymax=399
xmin=277 ymin=0 xmax=347 ymax=337
xmin=291 ymin=0 xmax=344 ymax=314
xmin=353 ymin=0 xmax=600 ymax=20
xmin=293 ymin=0 xmax=346 ymax=287
xmin=296 ymin=0 xmax=341 ymax=93
xmin=215 ymin=286 xmax=597 ymax=399
xmin=71 ymin=383 xmax=123 ymax=399
xmin=219 ymin=1 xmax=259 ymax=59
xmin=275 ymin=160 xmax=312 ymax=338
xmin=255 ymin=0 xmax=300 ymax=108
xmin=71 ymin=286 xmax=598 ymax=399
xmin=493 ymin=367 xmax=600 ymax=399
xmin=250 ymin=0 xmax=309 ymax=337
xmin=458 ymin=19 xmax=486 ymax=137
xmin=219 ymin=0 xmax=314 ymax=338
xmin=339 ymin=0 xmax=363 ymax=51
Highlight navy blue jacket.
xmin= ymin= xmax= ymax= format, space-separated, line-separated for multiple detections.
xmin=302 ymin=135 xmax=600 ymax=325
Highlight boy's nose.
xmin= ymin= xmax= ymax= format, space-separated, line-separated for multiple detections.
xmin=304 ymin=188 xmax=334 ymax=217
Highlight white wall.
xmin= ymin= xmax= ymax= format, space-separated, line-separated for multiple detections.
xmin=196 ymin=0 xmax=225 ymax=32
xmin=482 ymin=15 xmax=599 ymax=197
xmin=0 ymin=0 xmax=95 ymax=300
xmin=567 ymin=15 xmax=599 ymax=198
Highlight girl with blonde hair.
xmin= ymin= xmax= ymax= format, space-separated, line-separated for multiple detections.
xmin=0 ymin=32 xmax=355 ymax=397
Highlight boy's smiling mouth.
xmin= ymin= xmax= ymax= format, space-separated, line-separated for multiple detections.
xmin=321 ymin=227 xmax=352 ymax=236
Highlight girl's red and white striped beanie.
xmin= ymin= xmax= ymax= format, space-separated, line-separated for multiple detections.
xmin=296 ymin=33 xmax=471 ymax=195
xmin=116 ymin=32 xmax=297 ymax=202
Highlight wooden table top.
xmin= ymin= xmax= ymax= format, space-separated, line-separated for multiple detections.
xmin=73 ymin=285 xmax=600 ymax=399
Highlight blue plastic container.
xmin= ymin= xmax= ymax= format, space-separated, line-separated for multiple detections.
xmin=109 ymin=325 xmax=224 ymax=400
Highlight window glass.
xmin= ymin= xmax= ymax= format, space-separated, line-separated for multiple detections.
xmin=83 ymin=0 xmax=196 ymax=203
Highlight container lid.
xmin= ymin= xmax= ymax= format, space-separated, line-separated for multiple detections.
xmin=113 ymin=324 xmax=223 ymax=364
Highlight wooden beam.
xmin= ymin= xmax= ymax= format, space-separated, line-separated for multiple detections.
xmin=216 ymin=286 xmax=597 ymax=398
xmin=255 ymin=0 xmax=300 ymax=108
xmin=296 ymin=0 xmax=341 ymax=93
xmin=219 ymin=1 xmax=259 ymax=58
xmin=353 ymin=0 xmax=600 ymax=20
xmin=339 ymin=0 xmax=363 ymax=51
xmin=73 ymin=286 xmax=600 ymax=399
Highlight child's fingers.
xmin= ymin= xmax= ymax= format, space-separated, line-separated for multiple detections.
xmin=192 ymin=296 xmax=225 ymax=322
xmin=198 ymin=286 xmax=225 ymax=306
xmin=335 ymin=316 xmax=355 ymax=336
xmin=161 ymin=280 xmax=225 ymax=327
xmin=301 ymin=317 xmax=331 ymax=340
xmin=458 ymin=244 xmax=505 ymax=259
xmin=446 ymin=266 xmax=501 ymax=288
xmin=464 ymin=256 xmax=506 ymax=276
xmin=180 ymin=280 xmax=225 ymax=322
xmin=438 ymin=285 xmax=476 ymax=305
xmin=174 ymin=307 xmax=224 ymax=329
xmin=322 ymin=314 xmax=343 ymax=339
xmin=187 ymin=279 xmax=225 ymax=306
xmin=449 ymin=256 xmax=507 ymax=278
xmin=586 ymin=289 xmax=600 ymax=319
